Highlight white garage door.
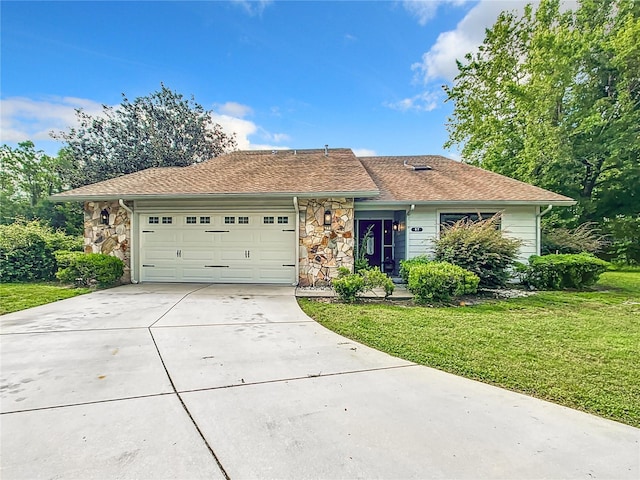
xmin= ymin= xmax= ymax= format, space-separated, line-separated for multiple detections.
xmin=138 ymin=211 xmax=296 ymax=283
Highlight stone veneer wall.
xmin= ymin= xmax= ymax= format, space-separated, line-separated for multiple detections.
xmin=298 ymin=198 xmax=354 ymax=287
xmin=84 ymin=200 xmax=132 ymax=283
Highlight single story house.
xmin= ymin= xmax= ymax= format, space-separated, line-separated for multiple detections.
xmin=53 ymin=148 xmax=575 ymax=286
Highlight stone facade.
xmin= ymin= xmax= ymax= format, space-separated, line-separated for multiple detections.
xmin=298 ymin=198 xmax=354 ymax=287
xmin=84 ymin=200 xmax=132 ymax=283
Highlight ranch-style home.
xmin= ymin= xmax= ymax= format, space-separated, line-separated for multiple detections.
xmin=53 ymin=148 xmax=574 ymax=286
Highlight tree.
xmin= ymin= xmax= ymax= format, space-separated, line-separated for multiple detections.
xmin=444 ymin=0 xmax=640 ymax=225
xmin=0 ymin=142 xmax=83 ymax=234
xmin=52 ymin=84 xmax=237 ymax=187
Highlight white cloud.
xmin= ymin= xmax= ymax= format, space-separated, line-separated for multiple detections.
xmin=384 ymin=90 xmax=441 ymax=112
xmin=402 ymin=0 xmax=468 ymax=26
xmin=412 ymin=0 xmax=516 ymax=83
xmin=409 ymin=0 xmax=583 ymax=83
xmin=210 ymin=108 xmax=289 ymax=151
xmin=0 ymin=96 xmax=106 ymax=143
xmin=353 ymin=148 xmax=377 ymax=157
xmin=217 ymin=101 xmax=254 ymax=118
xmin=231 ymin=0 xmax=273 ymax=16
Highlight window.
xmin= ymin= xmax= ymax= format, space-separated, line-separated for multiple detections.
xmin=224 ymin=216 xmax=235 ymax=224
xmin=263 ymin=216 xmax=274 ymax=224
xmin=162 ymin=216 xmax=173 ymax=224
xmin=439 ymin=212 xmax=500 ymax=230
xmin=277 ymin=216 xmax=289 ymax=224
xmin=186 ymin=216 xmax=197 ymax=224
xmin=238 ymin=216 xmax=249 ymax=224
xmin=148 ymin=216 xmax=159 ymax=224
xmin=200 ymin=216 xmax=211 ymax=224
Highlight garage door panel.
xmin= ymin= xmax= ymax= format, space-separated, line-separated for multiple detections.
xmin=139 ymin=211 xmax=295 ymax=284
xmin=142 ymin=231 xmax=180 ymax=245
xmin=141 ymin=266 xmax=180 ymax=282
xmin=181 ymin=231 xmax=217 ymax=245
xmin=218 ymin=266 xmax=254 ymax=283
xmin=181 ymin=249 xmax=216 ymax=262
xmin=257 ymin=266 xmax=296 ymax=283
xmin=181 ymin=267 xmax=215 ymax=282
xmin=142 ymin=247 xmax=178 ymax=263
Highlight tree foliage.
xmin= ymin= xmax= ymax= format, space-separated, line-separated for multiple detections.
xmin=52 ymin=84 xmax=237 ymax=187
xmin=445 ymin=0 xmax=640 ymax=224
xmin=0 ymin=141 xmax=83 ymax=234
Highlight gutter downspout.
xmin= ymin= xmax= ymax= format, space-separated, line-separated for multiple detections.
xmin=535 ymin=205 xmax=553 ymax=256
xmin=118 ymin=199 xmax=137 ymax=284
xmin=293 ymin=196 xmax=299 ymax=286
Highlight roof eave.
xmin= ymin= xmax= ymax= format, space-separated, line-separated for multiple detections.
xmin=50 ymin=190 xmax=380 ymax=202
xmin=355 ymin=199 xmax=576 ymax=207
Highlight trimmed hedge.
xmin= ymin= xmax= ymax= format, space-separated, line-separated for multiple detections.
xmin=399 ymin=255 xmax=430 ymax=283
xmin=408 ymin=262 xmax=479 ymax=303
xmin=332 ymin=267 xmax=395 ymax=303
xmin=56 ymin=253 xmax=124 ymax=287
xmin=524 ymin=253 xmax=609 ymax=290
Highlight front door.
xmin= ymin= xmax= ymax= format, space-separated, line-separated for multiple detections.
xmin=357 ymin=219 xmax=382 ymax=268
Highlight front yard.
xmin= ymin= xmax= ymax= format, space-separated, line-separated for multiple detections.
xmin=299 ymin=271 xmax=640 ymax=427
xmin=0 ymin=283 xmax=91 ymax=315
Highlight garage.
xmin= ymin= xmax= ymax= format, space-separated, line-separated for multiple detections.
xmin=138 ymin=210 xmax=296 ymax=284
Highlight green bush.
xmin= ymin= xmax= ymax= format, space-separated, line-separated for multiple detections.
xmin=434 ymin=214 xmax=522 ymax=288
xmin=56 ymin=253 xmax=124 ymax=287
xmin=523 ymin=253 xmax=609 ymax=290
xmin=399 ymin=255 xmax=430 ymax=283
xmin=542 ymin=222 xmax=607 ymax=255
xmin=0 ymin=221 xmax=56 ymax=281
xmin=603 ymin=215 xmax=640 ymax=266
xmin=408 ymin=262 xmax=479 ymax=303
xmin=54 ymin=250 xmax=84 ymax=269
xmin=0 ymin=220 xmax=83 ymax=282
xmin=360 ymin=268 xmax=395 ymax=298
xmin=332 ymin=274 xmax=366 ymax=303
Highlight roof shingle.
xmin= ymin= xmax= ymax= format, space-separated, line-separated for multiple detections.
xmin=358 ymin=155 xmax=574 ymax=204
xmin=54 ymin=149 xmax=379 ymax=199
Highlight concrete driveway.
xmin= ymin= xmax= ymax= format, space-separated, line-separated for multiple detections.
xmin=1 ymin=284 xmax=638 ymax=479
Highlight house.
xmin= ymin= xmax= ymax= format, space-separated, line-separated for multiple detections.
xmin=52 ymin=148 xmax=575 ymax=286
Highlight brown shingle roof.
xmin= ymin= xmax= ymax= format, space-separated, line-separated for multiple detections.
xmin=53 ymin=149 xmax=379 ymax=199
xmin=358 ymin=155 xmax=574 ymax=204
xmin=52 ymin=149 xmax=574 ymax=205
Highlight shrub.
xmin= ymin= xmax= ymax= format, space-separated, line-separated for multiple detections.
xmin=434 ymin=214 xmax=522 ymax=288
xmin=360 ymin=268 xmax=395 ymax=298
xmin=56 ymin=253 xmax=124 ymax=287
xmin=54 ymin=250 xmax=84 ymax=269
xmin=399 ymin=255 xmax=430 ymax=283
xmin=542 ymin=222 xmax=607 ymax=255
xmin=523 ymin=253 xmax=609 ymax=290
xmin=332 ymin=274 xmax=366 ymax=303
xmin=0 ymin=221 xmax=57 ymax=281
xmin=408 ymin=262 xmax=479 ymax=303
xmin=0 ymin=220 xmax=84 ymax=282
xmin=602 ymin=215 xmax=640 ymax=266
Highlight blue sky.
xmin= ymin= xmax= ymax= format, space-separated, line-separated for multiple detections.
xmin=1 ymin=1 xmax=527 ymax=157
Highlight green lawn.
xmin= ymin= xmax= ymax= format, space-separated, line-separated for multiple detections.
xmin=0 ymin=283 xmax=91 ymax=315
xmin=299 ymin=271 xmax=640 ymax=427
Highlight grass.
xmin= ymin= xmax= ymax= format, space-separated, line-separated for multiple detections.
xmin=298 ymin=271 xmax=640 ymax=427
xmin=0 ymin=282 xmax=91 ymax=315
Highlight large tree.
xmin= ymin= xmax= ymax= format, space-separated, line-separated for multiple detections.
xmin=53 ymin=84 xmax=237 ymax=187
xmin=444 ymin=0 xmax=640 ymax=224
xmin=0 ymin=141 xmax=82 ymax=234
